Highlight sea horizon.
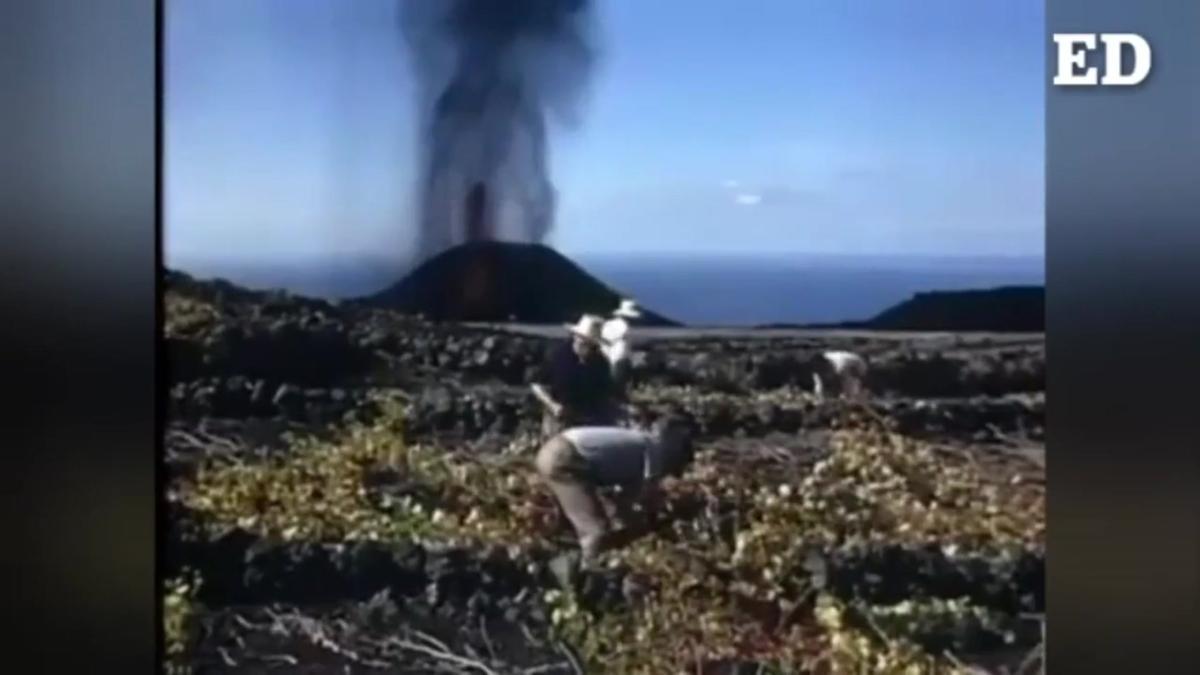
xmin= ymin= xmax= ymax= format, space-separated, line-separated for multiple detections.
xmin=166 ymin=251 xmax=1045 ymax=327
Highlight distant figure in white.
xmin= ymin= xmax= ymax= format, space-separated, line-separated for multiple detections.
xmin=601 ymin=299 xmax=642 ymax=382
xmin=811 ymin=350 xmax=869 ymax=401
xmin=600 ymin=299 xmax=642 ymax=425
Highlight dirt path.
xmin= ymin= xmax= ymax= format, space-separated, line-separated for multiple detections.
xmin=465 ymin=322 xmax=1045 ymax=344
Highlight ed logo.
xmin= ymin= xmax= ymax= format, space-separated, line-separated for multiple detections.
xmin=1052 ymin=33 xmax=1152 ymax=86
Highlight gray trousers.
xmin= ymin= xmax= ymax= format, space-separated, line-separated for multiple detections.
xmin=534 ymin=435 xmax=644 ymax=559
xmin=540 ymin=404 xmax=626 ymax=440
xmin=535 ymin=436 xmax=609 ymax=557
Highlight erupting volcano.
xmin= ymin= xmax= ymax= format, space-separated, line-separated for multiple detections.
xmin=367 ymin=1 xmax=677 ymax=325
xmin=464 ymin=182 xmax=492 ymax=242
xmin=362 ymin=240 xmax=679 ymax=326
xmin=401 ymin=0 xmax=596 ymax=262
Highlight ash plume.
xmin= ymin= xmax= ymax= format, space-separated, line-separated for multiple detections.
xmin=400 ymin=0 xmax=597 ymax=264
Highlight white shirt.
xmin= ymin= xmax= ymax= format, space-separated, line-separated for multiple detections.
xmin=605 ymin=338 xmax=629 ymax=365
xmin=602 ymin=316 xmax=629 ymax=343
xmin=601 ymin=317 xmax=632 ymax=368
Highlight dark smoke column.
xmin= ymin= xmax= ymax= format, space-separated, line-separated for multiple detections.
xmin=401 ymin=0 xmax=596 ymax=264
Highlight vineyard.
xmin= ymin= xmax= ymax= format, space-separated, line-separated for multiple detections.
xmin=164 ymin=271 xmax=1045 ymax=674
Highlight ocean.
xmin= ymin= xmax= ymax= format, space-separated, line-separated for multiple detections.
xmin=170 ymin=253 xmax=1045 ymax=327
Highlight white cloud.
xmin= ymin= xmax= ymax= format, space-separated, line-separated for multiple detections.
xmin=722 ymin=179 xmax=741 ymax=189
xmin=734 ymin=193 xmax=763 ymax=206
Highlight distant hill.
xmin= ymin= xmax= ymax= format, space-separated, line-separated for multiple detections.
xmin=756 ymin=286 xmax=1045 ymax=332
xmin=357 ymin=241 xmax=680 ymax=326
xmin=858 ymin=286 xmax=1044 ymax=332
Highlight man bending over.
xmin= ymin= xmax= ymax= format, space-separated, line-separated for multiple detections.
xmin=534 ymin=416 xmax=695 ymax=561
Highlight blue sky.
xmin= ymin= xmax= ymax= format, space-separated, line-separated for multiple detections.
xmin=165 ymin=0 xmax=1045 ymax=264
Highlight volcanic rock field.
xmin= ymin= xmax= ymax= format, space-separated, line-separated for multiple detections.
xmin=164 ymin=269 xmax=1045 ymax=674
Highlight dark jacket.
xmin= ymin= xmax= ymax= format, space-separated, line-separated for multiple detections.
xmin=534 ymin=340 xmax=618 ymax=424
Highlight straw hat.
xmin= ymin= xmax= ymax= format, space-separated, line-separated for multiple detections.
xmin=564 ymin=314 xmax=610 ymax=345
xmin=613 ymin=298 xmax=642 ymax=319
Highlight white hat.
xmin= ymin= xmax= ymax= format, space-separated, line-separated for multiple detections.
xmin=613 ymin=298 xmax=642 ymax=319
xmin=564 ymin=314 xmax=610 ymax=345
xmin=823 ymin=350 xmax=867 ymax=373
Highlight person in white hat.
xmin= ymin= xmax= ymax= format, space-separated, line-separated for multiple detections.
xmin=810 ymin=349 xmax=870 ymax=401
xmin=530 ymin=314 xmax=621 ymax=438
xmin=601 ymin=298 xmax=642 ymax=386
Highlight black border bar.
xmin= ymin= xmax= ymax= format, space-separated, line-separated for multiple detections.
xmin=1046 ymin=1 xmax=1200 ymax=673
xmin=1 ymin=1 xmax=1197 ymax=672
